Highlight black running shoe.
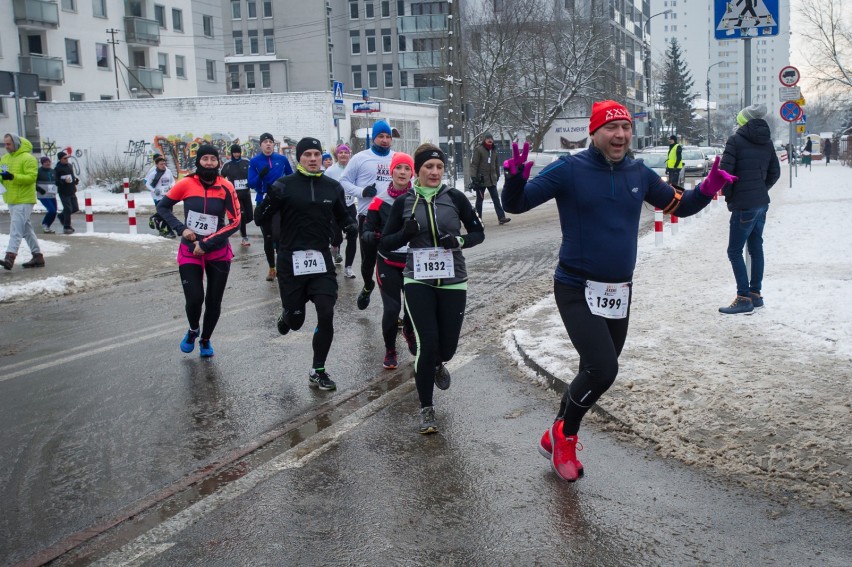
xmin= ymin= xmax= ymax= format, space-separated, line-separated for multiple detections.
xmin=419 ymin=406 xmax=438 ymax=434
xmin=434 ymin=363 xmax=451 ymax=390
xmin=309 ymin=369 xmax=337 ymax=391
xmin=356 ymin=284 xmax=374 ymax=310
xmin=276 ymin=311 xmax=290 ymax=335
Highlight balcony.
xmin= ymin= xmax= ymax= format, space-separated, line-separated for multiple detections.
xmin=400 ymin=86 xmax=446 ymax=102
xmin=13 ymin=0 xmax=59 ymax=29
xmin=399 ymin=51 xmax=443 ymax=70
xmin=397 ymin=14 xmax=447 ymax=34
xmin=124 ymin=17 xmax=160 ymax=46
xmin=128 ymin=67 xmax=164 ymax=94
xmin=19 ymin=54 xmax=64 ymax=84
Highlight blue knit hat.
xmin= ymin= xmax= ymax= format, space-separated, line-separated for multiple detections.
xmin=322 ymin=152 xmax=332 ymax=161
xmin=371 ymin=120 xmax=392 ymax=138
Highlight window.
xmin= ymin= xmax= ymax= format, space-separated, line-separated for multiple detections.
xmin=70 ymin=92 xmax=84 ymax=101
xmin=93 ymin=0 xmax=107 ymax=17
xmin=231 ymin=1 xmax=240 ymax=19
xmin=61 ymin=0 xmax=76 ymax=12
xmin=247 ymin=1 xmax=257 ymax=18
xmin=382 ymin=29 xmax=392 ymax=52
xmin=381 ymin=0 xmax=390 ymax=17
xmin=366 ymin=29 xmax=376 ymax=53
xmin=397 ymin=0 xmax=404 ymax=15
xmin=233 ymin=32 xmax=243 ymax=55
xmin=176 ymin=55 xmax=186 ymax=78
xmin=367 ymin=64 xmax=377 ymax=88
xmin=154 ymin=4 xmax=166 ymax=28
xmin=352 ymin=65 xmax=362 ymax=89
xmin=203 ymin=15 xmax=214 ymax=37
xmin=100 ymin=95 xmax=113 ymax=100
xmin=398 ymin=34 xmax=406 ymax=51
xmin=229 ymin=65 xmax=240 ymax=89
xmin=158 ymin=52 xmax=169 ymax=76
xmin=206 ymin=60 xmax=216 ymax=81
xmin=249 ymin=31 xmax=259 ymax=55
xmin=365 ymin=2 xmax=374 ymax=18
xmin=349 ymin=0 xmax=358 ymax=19
xmin=350 ymin=31 xmax=360 ymax=55
xmin=264 ymin=30 xmax=275 ymax=53
xmin=172 ymin=9 xmax=183 ymax=32
xmin=65 ymin=39 xmax=80 ymax=65
xmin=96 ymin=43 xmax=109 ymax=69
xmin=384 ymin=64 xmax=393 ymax=87
xmin=245 ymin=65 xmax=255 ymax=89
xmin=260 ymin=63 xmax=270 ymax=88
xmin=263 ymin=1 xmax=272 ymax=17
xmin=399 ymin=70 xmax=407 ymax=87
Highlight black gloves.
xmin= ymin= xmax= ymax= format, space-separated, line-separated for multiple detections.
xmin=361 ymin=184 xmax=377 ymax=198
xmin=73 ymin=178 xmax=79 ymax=185
xmin=1 ymin=171 xmax=13 ymax=181
xmin=259 ymin=166 xmax=270 ymax=178
xmin=361 ymin=231 xmax=381 ymax=244
xmin=438 ymin=233 xmax=461 ymax=250
xmin=403 ymin=218 xmax=420 ymax=238
xmin=37 ymin=187 xmax=45 ymax=195
xmin=344 ymin=223 xmax=359 ymax=237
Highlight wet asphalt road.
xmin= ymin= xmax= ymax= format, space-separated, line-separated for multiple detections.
xmin=1 ymin=201 xmax=850 ymax=566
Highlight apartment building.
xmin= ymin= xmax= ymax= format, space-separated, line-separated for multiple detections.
xmin=1 ymin=0 xmax=226 ymax=144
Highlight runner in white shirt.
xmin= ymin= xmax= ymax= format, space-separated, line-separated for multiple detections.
xmin=145 ymin=156 xmax=176 ymax=238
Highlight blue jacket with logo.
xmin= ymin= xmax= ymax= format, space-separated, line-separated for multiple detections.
xmin=248 ymin=153 xmax=293 ymax=203
xmin=502 ymin=146 xmax=711 ymax=288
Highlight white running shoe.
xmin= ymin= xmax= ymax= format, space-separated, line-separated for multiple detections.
xmin=344 ymin=266 xmax=355 ymax=279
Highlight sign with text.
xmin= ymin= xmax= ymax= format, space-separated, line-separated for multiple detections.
xmin=353 ymin=101 xmax=381 ymax=113
xmin=779 ymin=86 xmax=801 ymax=101
xmin=778 ymin=65 xmax=800 ymax=87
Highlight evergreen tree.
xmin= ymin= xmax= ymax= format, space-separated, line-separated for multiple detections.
xmin=658 ymin=38 xmax=699 ymax=142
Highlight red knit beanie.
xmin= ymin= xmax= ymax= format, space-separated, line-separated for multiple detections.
xmin=390 ymin=152 xmax=414 ymax=173
xmin=589 ymin=100 xmax=632 ymax=134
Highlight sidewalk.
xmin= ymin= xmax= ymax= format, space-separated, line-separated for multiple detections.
xmin=506 ymin=162 xmax=851 ymax=511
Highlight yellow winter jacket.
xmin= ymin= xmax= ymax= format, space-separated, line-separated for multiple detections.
xmin=1 ymin=136 xmax=38 ymax=205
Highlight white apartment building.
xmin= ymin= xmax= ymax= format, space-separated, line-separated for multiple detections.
xmin=650 ymin=0 xmax=791 ymax=138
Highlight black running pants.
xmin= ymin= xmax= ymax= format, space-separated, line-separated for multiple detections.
xmin=358 ymin=214 xmax=377 ymax=288
xmin=377 ymin=260 xmax=410 ymax=351
xmin=236 ymin=190 xmax=253 ymax=238
xmin=179 ymin=260 xmax=231 ymax=340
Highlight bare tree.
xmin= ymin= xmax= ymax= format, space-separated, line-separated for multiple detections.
xmin=796 ymin=0 xmax=852 ymax=93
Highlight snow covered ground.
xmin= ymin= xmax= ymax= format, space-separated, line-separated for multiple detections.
xmin=0 ymin=184 xmax=160 ymax=214
xmin=506 ymin=162 xmax=851 ymax=511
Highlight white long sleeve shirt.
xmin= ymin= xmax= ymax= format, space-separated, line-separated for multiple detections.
xmin=144 ymin=166 xmax=175 ymax=200
xmin=339 ymin=148 xmax=395 ymax=216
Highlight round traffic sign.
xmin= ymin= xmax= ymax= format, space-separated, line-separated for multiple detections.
xmin=779 ymin=65 xmax=800 ymax=87
xmin=780 ymin=101 xmax=802 ymax=122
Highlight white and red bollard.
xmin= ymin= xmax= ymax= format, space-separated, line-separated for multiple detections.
xmin=123 ymin=177 xmax=129 ymax=201
xmin=127 ymin=193 xmax=137 ymax=235
xmin=682 ymin=183 xmax=691 ymax=223
xmin=84 ymin=190 xmax=94 ymax=233
xmin=654 ymin=208 xmax=664 ymax=246
xmin=670 ymin=213 xmax=679 ymax=235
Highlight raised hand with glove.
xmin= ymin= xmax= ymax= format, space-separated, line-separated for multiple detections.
xmin=403 ymin=217 xmax=420 ymax=239
xmin=0 ymin=171 xmax=14 ymax=181
xmin=361 ymin=230 xmax=381 ymax=245
xmin=698 ymin=156 xmax=737 ymax=197
xmin=503 ymin=141 xmax=534 ymax=180
xmin=344 ymin=223 xmax=359 ymax=238
xmin=361 ymin=184 xmax=378 ymax=198
xmin=438 ymin=233 xmax=462 ymax=250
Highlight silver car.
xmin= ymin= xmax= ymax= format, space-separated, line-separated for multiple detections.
xmin=636 ymin=152 xmax=686 ymax=186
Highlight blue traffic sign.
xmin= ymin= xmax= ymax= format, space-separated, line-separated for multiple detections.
xmin=779 ymin=101 xmax=802 ymax=122
xmin=715 ymin=0 xmax=779 ymax=40
xmin=333 ymin=81 xmax=344 ymax=103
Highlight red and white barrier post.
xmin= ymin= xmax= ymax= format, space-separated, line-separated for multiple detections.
xmin=655 ymin=208 xmax=664 ymax=246
xmin=85 ymin=190 xmax=94 ymax=233
xmin=127 ymin=193 xmax=137 ymax=235
xmin=670 ymin=212 xmax=679 ymax=235
xmin=682 ymin=182 xmax=691 ymax=223
xmin=123 ymin=177 xmax=129 ymax=201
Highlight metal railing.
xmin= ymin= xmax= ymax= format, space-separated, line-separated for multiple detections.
xmin=397 ymin=14 xmax=447 ymax=33
xmin=400 ymin=86 xmax=446 ymax=102
xmin=399 ymin=50 xmax=444 ymax=70
xmin=124 ymin=16 xmax=160 ymax=45
xmin=128 ymin=67 xmax=164 ymax=93
xmin=19 ymin=54 xmax=64 ymax=84
xmin=13 ymin=0 xmax=59 ymax=28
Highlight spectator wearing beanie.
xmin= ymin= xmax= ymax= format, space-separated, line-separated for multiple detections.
xmin=144 ymin=155 xmax=177 ymax=238
xmin=718 ymin=101 xmax=780 ymax=315
xmin=339 ymin=119 xmax=396 ymax=309
xmin=36 ymin=155 xmax=58 ymax=234
xmin=501 ymin=99 xmax=735 ymax=482
xmin=470 ymin=132 xmax=510 ymax=225
xmin=221 ymin=143 xmax=252 ymax=246
xmin=254 ymin=136 xmax=357 ymax=392
xmin=325 ymin=144 xmax=357 ymax=275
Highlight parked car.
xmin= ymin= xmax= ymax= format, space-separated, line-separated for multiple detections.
xmin=636 ymin=151 xmax=686 ymax=186
xmin=681 ymin=148 xmax=709 ymax=176
xmin=699 ymin=146 xmax=723 ymax=169
xmin=526 ymin=149 xmax=584 ymax=179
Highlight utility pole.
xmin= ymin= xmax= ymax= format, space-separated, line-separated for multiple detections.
xmin=445 ymin=0 xmax=463 ymax=188
xmin=106 ymin=28 xmax=121 ymax=100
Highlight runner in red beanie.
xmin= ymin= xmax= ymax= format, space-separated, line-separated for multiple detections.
xmin=588 ymin=100 xmax=633 ymax=134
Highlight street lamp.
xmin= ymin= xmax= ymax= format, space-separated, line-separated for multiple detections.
xmin=644 ymin=10 xmax=672 ymax=146
xmin=706 ymin=61 xmax=724 ymax=145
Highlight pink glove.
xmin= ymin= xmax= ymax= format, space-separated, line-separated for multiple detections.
xmin=503 ymin=142 xmax=534 ymax=180
xmin=699 ymin=156 xmax=737 ymax=197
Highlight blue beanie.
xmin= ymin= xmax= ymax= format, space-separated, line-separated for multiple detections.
xmin=322 ymin=152 xmax=332 ymax=161
xmin=371 ymin=120 xmax=392 ymax=138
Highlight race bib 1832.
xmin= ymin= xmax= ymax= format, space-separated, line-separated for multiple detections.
xmin=585 ymin=280 xmax=630 ymax=319
xmin=412 ymin=248 xmax=455 ymax=280
xmin=292 ymin=250 xmax=327 ymax=276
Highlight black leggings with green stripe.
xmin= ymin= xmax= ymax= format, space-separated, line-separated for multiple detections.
xmin=404 ymin=283 xmax=466 ymax=408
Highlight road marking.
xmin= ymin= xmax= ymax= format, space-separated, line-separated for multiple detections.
xmin=0 ymin=298 xmax=280 ymax=383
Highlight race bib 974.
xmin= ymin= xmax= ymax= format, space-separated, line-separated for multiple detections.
xmin=292 ymin=250 xmax=327 ymax=276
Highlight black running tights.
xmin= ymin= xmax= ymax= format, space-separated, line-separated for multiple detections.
xmin=553 ymin=280 xmax=630 ymax=437
xmin=179 ymin=260 xmax=231 ymax=340
xmin=311 ymin=294 xmax=336 ymax=369
xmin=377 ymin=261 xmax=410 ymax=350
xmin=237 ymin=190 xmax=253 ymax=238
xmin=343 ymin=204 xmax=358 ymax=267
xmin=260 ymin=221 xmax=276 ymax=268
xmin=404 ymin=283 xmax=466 ymax=408
xmin=358 ymin=214 xmax=377 ymax=288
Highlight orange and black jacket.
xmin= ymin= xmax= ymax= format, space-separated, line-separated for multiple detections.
xmin=157 ymin=175 xmax=241 ymax=253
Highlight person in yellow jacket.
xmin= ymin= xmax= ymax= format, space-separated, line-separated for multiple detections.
xmin=1 ymin=133 xmax=44 ymax=269
xmin=665 ymin=134 xmax=684 ymax=185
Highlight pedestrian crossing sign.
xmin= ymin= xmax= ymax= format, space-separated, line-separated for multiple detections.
xmin=715 ymin=0 xmax=779 ymax=39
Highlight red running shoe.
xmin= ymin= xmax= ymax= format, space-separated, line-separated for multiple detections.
xmin=538 ymin=425 xmax=554 ymax=459
xmin=383 ymin=348 xmax=398 ymax=369
xmin=549 ymin=420 xmax=584 ymax=481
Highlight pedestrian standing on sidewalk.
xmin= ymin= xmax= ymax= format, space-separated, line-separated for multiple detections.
xmin=823 ymin=138 xmax=832 ymax=165
xmin=666 ymin=134 xmax=684 ymax=185
xmin=221 ymin=144 xmax=252 ymax=247
xmin=248 ymin=133 xmax=293 ymax=282
xmin=470 ymin=132 xmax=510 ymax=225
xmin=144 ymin=156 xmax=176 ymax=238
xmin=339 ymin=120 xmax=396 ymax=309
xmin=36 ymin=156 xmax=58 ymax=234
xmin=157 ymin=145 xmax=241 ymax=358
xmin=1 ymin=134 xmax=44 ymax=269
xmin=254 ymin=137 xmax=358 ymax=392
xmin=362 ymin=151 xmax=417 ymax=370
xmin=718 ymin=103 xmax=780 ymax=315
xmin=379 ymin=143 xmax=484 ymax=434
xmin=54 ymin=151 xmax=79 ymax=234
xmin=801 ymin=138 xmax=812 ymax=170
xmin=501 ymin=100 xmax=736 ymax=481
xmin=325 ymin=144 xmax=358 ymax=278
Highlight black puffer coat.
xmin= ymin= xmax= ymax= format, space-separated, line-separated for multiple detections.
xmin=719 ymin=119 xmax=780 ymax=210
